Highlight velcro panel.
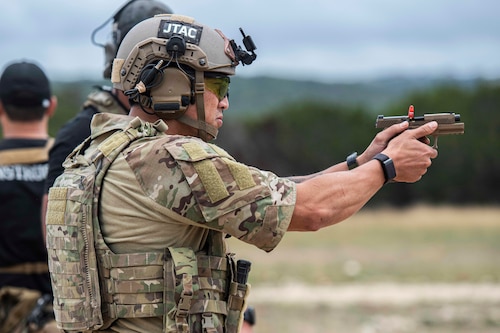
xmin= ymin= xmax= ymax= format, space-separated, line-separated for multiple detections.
xmin=46 ymin=187 xmax=68 ymax=225
xmin=193 ymin=160 xmax=229 ymax=203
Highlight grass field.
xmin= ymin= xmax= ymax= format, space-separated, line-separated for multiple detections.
xmin=227 ymin=205 xmax=500 ymax=332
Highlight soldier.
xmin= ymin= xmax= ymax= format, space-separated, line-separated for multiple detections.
xmin=41 ymin=0 xmax=174 ymax=232
xmin=0 ymin=60 xmax=59 ymax=332
xmin=46 ymin=14 xmax=438 ymax=333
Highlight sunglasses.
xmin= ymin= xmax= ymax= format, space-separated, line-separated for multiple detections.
xmin=204 ymin=75 xmax=230 ymax=100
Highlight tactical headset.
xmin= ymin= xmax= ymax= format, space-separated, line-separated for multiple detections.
xmin=91 ymin=0 xmax=173 ymax=79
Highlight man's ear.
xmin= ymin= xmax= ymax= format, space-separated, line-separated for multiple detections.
xmin=46 ymin=96 xmax=58 ymax=118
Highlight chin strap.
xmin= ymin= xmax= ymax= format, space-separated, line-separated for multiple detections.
xmin=178 ymin=114 xmax=218 ymax=140
xmin=178 ymin=71 xmax=218 ymax=141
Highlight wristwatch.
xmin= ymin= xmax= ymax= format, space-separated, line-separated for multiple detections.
xmin=373 ymin=153 xmax=396 ymax=183
xmin=346 ymin=152 xmax=359 ymax=170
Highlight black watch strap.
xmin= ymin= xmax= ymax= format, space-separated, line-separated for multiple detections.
xmin=346 ymin=152 xmax=359 ymax=170
xmin=373 ymin=153 xmax=396 ymax=183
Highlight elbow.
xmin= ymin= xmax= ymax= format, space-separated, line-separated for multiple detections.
xmin=291 ymin=207 xmax=332 ymax=232
xmin=307 ymin=208 xmax=333 ymax=231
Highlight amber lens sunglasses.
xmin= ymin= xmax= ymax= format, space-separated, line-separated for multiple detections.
xmin=204 ymin=75 xmax=230 ymax=100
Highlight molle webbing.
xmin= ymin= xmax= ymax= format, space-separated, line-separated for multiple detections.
xmin=164 ymin=247 xmax=232 ymax=333
xmin=99 ymin=252 xmax=165 ymax=318
xmin=98 ymin=249 xmax=231 ymax=325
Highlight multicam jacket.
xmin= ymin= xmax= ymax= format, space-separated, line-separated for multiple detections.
xmin=47 ymin=113 xmax=296 ymax=332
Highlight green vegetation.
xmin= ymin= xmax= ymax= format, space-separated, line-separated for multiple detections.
xmin=6 ymin=75 xmax=495 ymax=205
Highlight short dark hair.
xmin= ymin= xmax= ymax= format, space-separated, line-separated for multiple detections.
xmin=2 ymin=103 xmax=47 ymax=122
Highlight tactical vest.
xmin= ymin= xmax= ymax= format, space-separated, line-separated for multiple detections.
xmin=82 ymin=86 xmax=128 ymax=115
xmin=45 ymin=117 xmax=249 ymax=332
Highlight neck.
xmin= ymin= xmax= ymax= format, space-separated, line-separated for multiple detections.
xmin=1 ymin=116 xmax=49 ymax=139
xmin=129 ymin=104 xmax=160 ymax=123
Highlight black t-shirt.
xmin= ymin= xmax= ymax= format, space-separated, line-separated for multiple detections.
xmin=44 ymin=106 xmax=98 ymax=193
xmin=0 ymin=138 xmax=52 ymax=293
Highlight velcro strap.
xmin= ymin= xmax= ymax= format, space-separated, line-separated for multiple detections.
xmin=104 ymin=278 xmax=164 ymax=294
xmin=190 ymin=299 xmax=228 ymax=315
xmin=177 ymin=274 xmax=193 ymax=317
xmin=104 ymin=292 xmax=162 ymax=305
xmin=107 ymin=303 xmax=164 ymax=318
xmin=100 ymin=252 xmax=164 ymax=269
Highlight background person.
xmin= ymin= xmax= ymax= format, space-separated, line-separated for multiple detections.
xmin=41 ymin=0 xmax=174 ymax=233
xmin=0 ymin=60 xmax=59 ymax=333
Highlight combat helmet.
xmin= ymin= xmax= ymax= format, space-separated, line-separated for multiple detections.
xmin=91 ymin=0 xmax=174 ymax=79
xmin=111 ymin=14 xmax=257 ymax=141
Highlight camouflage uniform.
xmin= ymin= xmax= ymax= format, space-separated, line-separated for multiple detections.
xmin=47 ymin=113 xmax=296 ymax=333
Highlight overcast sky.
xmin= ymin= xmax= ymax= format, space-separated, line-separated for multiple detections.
xmin=1 ymin=0 xmax=499 ymax=83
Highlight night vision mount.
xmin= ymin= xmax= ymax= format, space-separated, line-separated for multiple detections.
xmin=231 ymin=28 xmax=257 ymax=66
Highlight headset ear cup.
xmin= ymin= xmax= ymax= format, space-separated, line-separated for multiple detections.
xmin=151 ymin=68 xmax=192 ymax=120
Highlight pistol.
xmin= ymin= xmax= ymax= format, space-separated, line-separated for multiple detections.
xmin=375 ymin=105 xmax=464 ymax=148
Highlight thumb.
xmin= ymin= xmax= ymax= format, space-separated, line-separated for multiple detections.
xmin=410 ymin=121 xmax=438 ymax=138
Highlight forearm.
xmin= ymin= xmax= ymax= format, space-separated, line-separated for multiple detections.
xmin=287 ymin=122 xmax=438 ymax=231
xmin=286 ymin=151 xmax=373 ymax=184
xmin=288 ymin=160 xmax=384 ymax=231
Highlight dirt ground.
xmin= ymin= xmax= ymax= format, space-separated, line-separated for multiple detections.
xmin=226 ymin=206 xmax=500 ymax=332
xmin=247 ymin=283 xmax=500 ymax=333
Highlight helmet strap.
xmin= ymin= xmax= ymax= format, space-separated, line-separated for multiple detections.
xmin=178 ymin=114 xmax=218 ymax=141
xmin=183 ymin=71 xmax=218 ymax=141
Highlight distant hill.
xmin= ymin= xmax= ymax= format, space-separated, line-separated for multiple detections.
xmin=228 ymin=75 xmax=492 ymax=117
xmin=51 ymin=75 xmax=498 ymax=120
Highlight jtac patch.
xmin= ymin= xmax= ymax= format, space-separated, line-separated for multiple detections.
xmin=158 ymin=20 xmax=203 ymax=45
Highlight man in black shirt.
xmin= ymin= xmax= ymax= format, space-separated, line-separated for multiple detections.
xmin=0 ymin=60 xmax=59 ymax=332
xmin=41 ymin=0 xmax=174 ymax=234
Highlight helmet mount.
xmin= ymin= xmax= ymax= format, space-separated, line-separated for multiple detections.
xmin=231 ymin=28 xmax=257 ymax=66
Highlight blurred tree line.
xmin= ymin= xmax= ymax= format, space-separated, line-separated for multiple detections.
xmin=217 ymin=82 xmax=500 ymax=206
xmin=30 ymin=79 xmax=498 ymax=207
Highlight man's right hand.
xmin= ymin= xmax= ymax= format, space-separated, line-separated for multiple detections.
xmin=381 ymin=121 xmax=438 ymax=183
